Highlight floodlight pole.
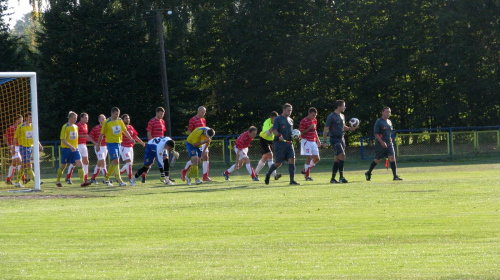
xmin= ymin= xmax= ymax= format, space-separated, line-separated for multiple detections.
xmin=155 ymin=10 xmax=172 ymax=136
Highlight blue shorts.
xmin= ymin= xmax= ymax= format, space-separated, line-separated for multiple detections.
xmin=19 ymin=146 xmax=33 ymax=164
xmin=60 ymin=147 xmax=82 ymax=164
xmin=273 ymin=141 xmax=295 ymax=163
xmin=143 ymin=144 xmax=164 ymax=168
xmin=186 ymin=142 xmax=202 ymax=158
xmin=107 ymin=143 xmax=121 ymax=161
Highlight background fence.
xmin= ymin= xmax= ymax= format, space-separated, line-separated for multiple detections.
xmin=2 ymin=126 xmax=498 ymax=176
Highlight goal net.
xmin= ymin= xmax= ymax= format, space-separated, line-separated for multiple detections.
xmin=0 ymin=73 xmax=41 ymax=191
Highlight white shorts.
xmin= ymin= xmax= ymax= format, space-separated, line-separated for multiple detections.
xmin=120 ymin=146 xmax=134 ymax=161
xmin=300 ymin=139 xmax=319 ymax=156
xmin=94 ymin=146 xmax=108 ymax=161
xmin=78 ymin=144 xmax=89 ymax=157
xmin=11 ymin=146 xmax=21 ymax=159
xmin=234 ymin=146 xmax=249 ymax=159
xmin=201 ymin=144 xmax=209 ymax=153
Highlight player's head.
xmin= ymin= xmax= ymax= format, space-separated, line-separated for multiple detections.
xmin=24 ymin=112 xmax=32 ymax=123
xmin=308 ymin=107 xmax=318 ymax=119
xmin=248 ymin=126 xmax=258 ymax=138
xmin=381 ymin=106 xmax=391 ymax=119
xmin=111 ymin=107 xmax=120 ymax=119
xmin=204 ymin=128 xmax=215 ymax=138
xmin=269 ymin=111 xmax=278 ymax=122
xmin=15 ymin=114 xmax=23 ymax=125
xmin=155 ymin=107 xmax=165 ymax=119
xmin=98 ymin=114 xmax=106 ymax=124
xmin=121 ymin=114 xmax=130 ymax=125
xmin=282 ymin=103 xmax=293 ymax=117
xmin=334 ymin=100 xmax=346 ymax=112
xmin=68 ymin=111 xmax=78 ymax=124
xmin=80 ymin=112 xmax=89 ymax=123
xmin=197 ymin=106 xmax=207 ymax=118
xmin=166 ymin=139 xmax=175 ymax=151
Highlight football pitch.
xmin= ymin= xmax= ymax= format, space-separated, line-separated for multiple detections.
xmin=1 ymin=159 xmax=499 ymax=279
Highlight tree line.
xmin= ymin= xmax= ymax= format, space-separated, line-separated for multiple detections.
xmin=1 ymin=0 xmax=498 ymax=142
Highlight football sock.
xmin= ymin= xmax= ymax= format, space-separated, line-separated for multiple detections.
xmin=338 ymin=160 xmax=345 ymax=178
xmin=203 ymin=161 xmax=209 ymax=176
xmin=267 ymin=160 xmax=277 ymax=176
xmin=114 ymin=165 xmax=123 ymax=182
xmin=390 ymin=161 xmax=397 ymax=177
xmin=135 ymin=166 xmax=150 ymax=178
xmin=66 ymin=164 xmax=74 ymax=178
xmin=227 ymin=164 xmax=236 ymax=174
xmin=17 ymin=168 xmax=24 ymax=183
xmin=106 ymin=164 xmax=116 ymax=180
xmin=7 ymin=165 xmax=15 ymax=180
xmin=191 ymin=165 xmax=199 ymax=179
xmin=289 ymin=164 xmax=295 ymax=182
xmin=245 ymin=163 xmax=253 ymax=176
xmin=78 ymin=168 xmax=85 ymax=182
xmin=255 ymin=160 xmax=266 ymax=175
xmin=331 ymin=161 xmax=339 ymax=179
xmin=120 ymin=162 xmax=129 ymax=174
xmin=368 ymin=161 xmax=378 ymax=173
xmin=267 ymin=164 xmax=277 ymax=177
xmin=83 ymin=164 xmax=89 ymax=180
xmin=56 ymin=168 xmax=64 ymax=182
xmin=163 ymin=158 xmax=170 ymax=177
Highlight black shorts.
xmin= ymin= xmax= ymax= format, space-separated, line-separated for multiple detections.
xmin=331 ymin=137 xmax=346 ymax=156
xmin=274 ymin=141 xmax=295 ymax=163
xmin=375 ymin=142 xmax=395 ymax=160
xmin=259 ymin=138 xmax=274 ymax=155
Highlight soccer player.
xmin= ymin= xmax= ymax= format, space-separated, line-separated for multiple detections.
xmin=222 ymin=126 xmax=259 ymax=181
xmin=142 ymin=107 xmax=167 ymax=183
xmin=184 ymin=126 xmax=215 ymax=185
xmin=89 ymin=114 xmax=108 ymax=184
xmin=3 ymin=114 xmax=24 ymax=185
xmin=97 ymin=107 xmax=135 ymax=186
xmin=365 ymin=106 xmax=403 ymax=181
xmin=119 ymin=114 xmax=146 ymax=182
xmin=264 ymin=103 xmax=300 ymax=185
xmin=254 ymin=111 xmax=281 ymax=180
xmin=182 ymin=106 xmax=212 ymax=181
xmin=130 ymin=137 xmax=175 ymax=186
xmin=323 ymin=100 xmax=358 ymax=183
xmin=13 ymin=112 xmax=44 ymax=188
xmin=299 ymin=107 xmax=322 ymax=181
xmin=65 ymin=112 xmax=97 ymax=184
xmin=55 ymin=111 xmax=92 ymax=188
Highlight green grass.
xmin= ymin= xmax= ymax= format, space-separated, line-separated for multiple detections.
xmin=1 ymin=160 xmax=499 ymax=279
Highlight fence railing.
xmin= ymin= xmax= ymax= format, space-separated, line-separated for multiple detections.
xmin=360 ymin=126 xmax=500 ymax=160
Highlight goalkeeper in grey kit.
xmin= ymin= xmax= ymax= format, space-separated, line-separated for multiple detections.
xmin=264 ymin=103 xmax=300 ymax=185
xmin=365 ymin=106 xmax=402 ymax=181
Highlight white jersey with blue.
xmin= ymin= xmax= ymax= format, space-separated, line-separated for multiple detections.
xmin=144 ymin=136 xmax=172 ymax=168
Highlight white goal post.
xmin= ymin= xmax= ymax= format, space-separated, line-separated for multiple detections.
xmin=0 ymin=72 xmax=41 ymax=191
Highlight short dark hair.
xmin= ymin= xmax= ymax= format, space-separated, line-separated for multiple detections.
xmin=382 ymin=106 xmax=391 ymax=113
xmin=269 ymin=111 xmax=278 ymax=118
xmin=283 ymin=103 xmax=292 ymax=110
xmin=121 ymin=114 xmax=129 ymax=119
xmin=80 ymin=112 xmax=88 ymax=118
xmin=166 ymin=139 xmax=175 ymax=149
xmin=111 ymin=107 xmax=120 ymax=113
xmin=25 ymin=111 xmax=32 ymax=117
xmin=205 ymin=128 xmax=215 ymax=138
xmin=308 ymin=107 xmax=317 ymax=114
xmin=248 ymin=126 xmax=257 ymax=133
xmin=334 ymin=100 xmax=345 ymax=109
xmin=156 ymin=107 xmax=165 ymax=113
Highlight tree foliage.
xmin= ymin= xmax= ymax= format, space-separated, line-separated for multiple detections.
xmin=6 ymin=0 xmax=499 ymax=139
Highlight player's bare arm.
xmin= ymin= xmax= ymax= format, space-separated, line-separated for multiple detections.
xmin=322 ymin=127 xmax=329 ymax=148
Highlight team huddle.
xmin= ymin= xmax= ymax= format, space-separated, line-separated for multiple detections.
xmin=3 ymin=100 xmax=402 ymax=188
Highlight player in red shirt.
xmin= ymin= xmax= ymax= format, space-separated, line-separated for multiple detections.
xmin=119 ymin=114 xmax=145 ymax=181
xmin=65 ymin=113 xmax=97 ymax=184
xmin=182 ymin=106 xmax=212 ymax=181
xmin=141 ymin=107 xmax=167 ymax=183
xmin=299 ymin=107 xmax=322 ymax=181
xmin=2 ymin=114 xmax=24 ymax=184
xmin=89 ymin=114 xmax=109 ymax=184
xmin=222 ymin=126 xmax=259 ymax=181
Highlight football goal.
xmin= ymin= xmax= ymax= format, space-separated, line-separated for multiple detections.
xmin=0 ymin=72 xmax=41 ymax=191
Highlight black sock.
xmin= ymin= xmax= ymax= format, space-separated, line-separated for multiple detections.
xmin=338 ymin=160 xmax=345 ymax=178
xmin=289 ymin=164 xmax=295 ymax=182
xmin=267 ymin=164 xmax=278 ymax=176
xmin=163 ymin=158 xmax=170 ymax=177
xmin=331 ymin=161 xmax=339 ymax=180
xmin=368 ymin=161 xmax=378 ymax=173
xmin=390 ymin=161 xmax=397 ymax=177
xmin=135 ymin=166 xmax=150 ymax=178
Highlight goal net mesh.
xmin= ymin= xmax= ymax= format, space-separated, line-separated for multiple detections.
xmin=0 ymin=77 xmax=31 ymax=191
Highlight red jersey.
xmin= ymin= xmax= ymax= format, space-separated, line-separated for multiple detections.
xmin=3 ymin=124 xmax=17 ymax=145
xmin=299 ymin=117 xmax=318 ymax=142
xmin=188 ymin=115 xmax=206 ymax=132
xmin=147 ymin=118 xmax=166 ymax=138
xmin=77 ymin=122 xmax=89 ymax=144
xmin=121 ymin=125 xmax=138 ymax=148
xmin=90 ymin=124 xmax=106 ymax=146
xmin=235 ymin=131 xmax=254 ymax=150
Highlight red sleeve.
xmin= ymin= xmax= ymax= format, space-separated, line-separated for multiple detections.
xmin=146 ymin=119 xmax=153 ymax=132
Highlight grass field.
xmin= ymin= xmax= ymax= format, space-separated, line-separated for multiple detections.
xmin=1 ymin=159 xmax=499 ymax=279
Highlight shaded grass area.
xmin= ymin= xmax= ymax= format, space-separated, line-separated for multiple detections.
xmin=0 ymin=160 xmax=499 ymax=279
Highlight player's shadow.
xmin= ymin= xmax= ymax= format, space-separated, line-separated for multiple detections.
xmin=166 ymin=182 xmax=299 ymax=194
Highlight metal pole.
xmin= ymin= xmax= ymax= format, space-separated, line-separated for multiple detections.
xmin=156 ymin=11 xmax=172 ymax=136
